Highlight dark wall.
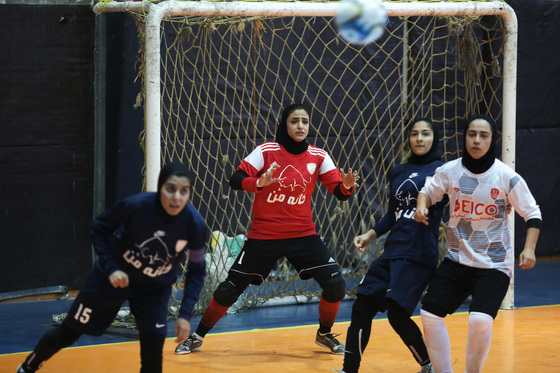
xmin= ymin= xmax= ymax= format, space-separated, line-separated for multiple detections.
xmin=0 ymin=5 xmax=94 ymax=294
xmin=507 ymin=0 xmax=560 ymax=256
xmin=104 ymin=12 xmax=145 ymax=206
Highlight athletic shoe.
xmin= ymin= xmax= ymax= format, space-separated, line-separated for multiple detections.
xmin=16 ymin=364 xmax=30 ymax=373
xmin=315 ymin=330 xmax=345 ymax=354
xmin=174 ymin=335 xmax=203 ymax=355
xmin=419 ymin=364 xmax=435 ymax=373
xmin=330 ymin=369 xmax=346 ymax=373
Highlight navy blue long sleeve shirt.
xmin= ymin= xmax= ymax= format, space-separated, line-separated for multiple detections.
xmin=89 ymin=192 xmax=208 ymax=320
xmin=373 ymin=161 xmax=447 ymax=269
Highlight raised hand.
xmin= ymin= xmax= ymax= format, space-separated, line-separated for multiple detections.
xmin=340 ymin=168 xmax=360 ymax=189
xmin=256 ymin=161 xmax=284 ymax=188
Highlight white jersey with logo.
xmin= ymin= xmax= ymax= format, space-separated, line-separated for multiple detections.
xmin=421 ymin=158 xmax=541 ymax=277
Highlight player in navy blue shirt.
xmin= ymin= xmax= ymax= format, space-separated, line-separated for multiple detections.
xmin=335 ymin=119 xmax=447 ymax=373
xmin=17 ymin=162 xmax=208 ymax=373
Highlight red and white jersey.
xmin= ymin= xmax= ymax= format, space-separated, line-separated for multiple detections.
xmin=237 ymin=142 xmax=351 ymax=239
xmin=421 ymin=158 xmax=541 ymax=277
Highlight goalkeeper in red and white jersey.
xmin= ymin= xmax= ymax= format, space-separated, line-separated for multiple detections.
xmin=175 ymin=103 xmax=359 ymax=356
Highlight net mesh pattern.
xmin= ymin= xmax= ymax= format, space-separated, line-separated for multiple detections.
xmin=116 ymin=0 xmax=506 ymax=316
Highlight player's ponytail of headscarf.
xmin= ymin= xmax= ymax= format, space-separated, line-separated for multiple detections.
xmin=156 ymin=162 xmax=195 ymax=220
xmin=461 ymin=114 xmax=497 ymax=174
xmin=275 ymin=103 xmax=310 ymax=155
xmin=407 ymin=118 xmax=441 ymax=165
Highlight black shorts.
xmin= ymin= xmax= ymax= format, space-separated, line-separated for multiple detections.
xmin=228 ymin=235 xmax=340 ymax=285
xmin=62 ymin=269 xmax=171 ymax=336
xmin=356 ymin=257 xmax=434 ymax=315
xmin=421 ymin=257 xmax=510 ymax=319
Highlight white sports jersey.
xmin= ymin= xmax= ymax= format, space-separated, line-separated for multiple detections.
xmin=421 ymin=158 xmax=541 ymax=277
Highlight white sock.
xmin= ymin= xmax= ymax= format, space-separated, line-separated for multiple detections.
xmin=465 ymin=312 xmax=493 ymax=373
xmin=421 ymin=310 xmax=453 ymax=373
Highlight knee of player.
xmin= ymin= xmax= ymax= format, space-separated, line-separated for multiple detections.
xmin=387 ymin=300 xmax=411 ymax=326
xmin=213 ymin=281 xmax=243 ymax=307
xmin=468 ymin=311 xmax=493 ymax=331
xmin=49 ymin=323 xmax=82 ymax=347
xmin=320 ymin=274 xmax=346 ymax=303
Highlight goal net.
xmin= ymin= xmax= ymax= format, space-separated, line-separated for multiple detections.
xmin=94 ymin=0 xmax=517 ymax=316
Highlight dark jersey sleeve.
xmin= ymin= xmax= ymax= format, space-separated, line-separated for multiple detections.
xmin=372 ymin=168 xmax=397 ymax=237
xmin=332 ymin=183 xmax=353 ymax=201
xmin=89 ymin=199 xmax=133 ymax=276
xmin=178 ymin=206 xmax=209 ymax=320
xmin=178 ymin=260 xmax=206 ymax=320
xmin=229 ymin=169 xmax=249 ymax=190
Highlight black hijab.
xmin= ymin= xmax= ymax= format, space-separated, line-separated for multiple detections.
xmin=275 ymin=103 xmax=310 ymax=155
xmin=407 ymin=118 xmax=441 ymax=165
xmin=461 ymin=114 xmax=497 ymax=174
xmin=156 ymin=162 xmax=195 ymax=221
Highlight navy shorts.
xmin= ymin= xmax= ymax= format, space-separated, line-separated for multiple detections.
xmin=356 ymin=257 xmax=434 ymax=315
xmin=421 ymin=257 xmax=510 ymax=319
xmin=228 ymin=235 xmax=340 ymax=285
xmin=62 ymin=269 xmax=171 ymax=336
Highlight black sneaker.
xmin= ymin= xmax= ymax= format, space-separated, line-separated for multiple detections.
xmin=17 ymin=364 xmax=31 ymax=373
xmin=174 ymin=335 xmax=203 ymax=355
xmin=315 ymin=330 xmax=345 ymax=354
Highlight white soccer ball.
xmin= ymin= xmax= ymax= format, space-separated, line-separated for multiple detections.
xmin=335 ymin=0 xmax=388 ymax=45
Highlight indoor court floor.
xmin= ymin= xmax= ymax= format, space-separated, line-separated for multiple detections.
xmin=1 ymin=259 xmax=559 ymax=373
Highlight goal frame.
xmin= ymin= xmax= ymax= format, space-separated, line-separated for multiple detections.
xmin=93 ymin=0 xmax=519 ymax=309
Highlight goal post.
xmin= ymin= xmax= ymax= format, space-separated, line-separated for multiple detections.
xmin=93 ymin=0 xmax=518 ymax=311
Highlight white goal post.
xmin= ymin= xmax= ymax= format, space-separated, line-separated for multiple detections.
xmin=93 ymin=0 xmax=519 ymax=309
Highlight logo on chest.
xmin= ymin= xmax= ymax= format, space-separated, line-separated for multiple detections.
xmin=266 ymin=164 xmax=314 ymax=205
xmin=278 ymin=165 xmax=312 ymax=192
xmin=122 ymin=231 xmax=187 ymax=277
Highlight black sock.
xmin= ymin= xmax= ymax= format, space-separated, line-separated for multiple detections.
xmin=388 ymin=300 xmax=430 ymax=365
xmin=342 ymin=295 xmax=378 ymax=373
xmin=318 ymin=324 xmax=332 ymax=334
xmin=342 ymin=321 xmax=371 ymax=373
xmin=23 ymin=323 xmax=81 ymax=372
xmin=194 ymin=323 xmax=212 ymax=338
xmin=139 ymin=333 xmax=165 ymax=373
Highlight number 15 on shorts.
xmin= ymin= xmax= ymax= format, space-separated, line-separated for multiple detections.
xmin=74 ymin=303 xmax=92 ymax=324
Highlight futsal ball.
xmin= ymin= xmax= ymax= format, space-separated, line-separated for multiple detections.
xmin=335 ymin=0 xmax=388 ymax=45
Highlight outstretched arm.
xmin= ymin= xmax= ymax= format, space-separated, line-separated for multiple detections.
xmin=353 ymin=229 xmax=377 ymax=253
xmin=176 ymin=258 xmax=206 ymax=342
xmin=414 ymin=192 xmax=432 ymax=226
